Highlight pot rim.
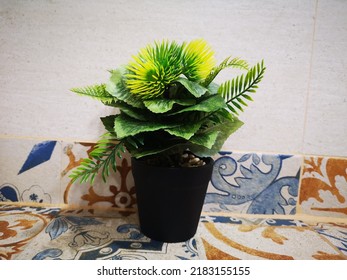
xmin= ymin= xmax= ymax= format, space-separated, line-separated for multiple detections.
xmin=131 ymin=156 xmax=214 ymax=170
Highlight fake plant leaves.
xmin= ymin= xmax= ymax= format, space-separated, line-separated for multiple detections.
xmin=169 ymin=95 xmax=226 ymax=115
xmin=190 ymin=113 xmax=244 ymax=157
xmin=143 ymin=98 xmax=196 ymax=113
xmin=189 ymin=130 xmax=220 ymax=149
xmin=114 ymin=114 xmax=178 ymax=139
xmin=164 ymin=122 xmax=202 ymax=140
xmin=70 ymin=39 xmax=266 ymax=185
xmin=175 ymin=77 xmax=207 ymax=98
xmin=106 ymin=69 xmax=145 ymax=109
xmin=69 ymin=132 xmax=125 ymax=183
xmin=71 ymin=84 xmax=115 ymax=104
xmin=100 ymin=115 xmax=116 ymax=132
xmin=116 ymin=102 xmax=149 ymax=121
xmin=218 ymin=60 xmax=265 ymax=114
xmin=203 ymin=56 xmax=249 ymax=87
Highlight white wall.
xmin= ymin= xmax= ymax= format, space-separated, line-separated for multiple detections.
xmin=0 ymin=0 xmax=346 ymax=157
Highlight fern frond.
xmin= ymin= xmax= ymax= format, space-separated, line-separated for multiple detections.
xmin=69 ymin=133 xmax=125 ymax=184
xmin=71 ymin=84 xmax=115 ymax=104
xmin=203 ymin=57 xmax=249 ymax=87
xmin=218 ymin=60 xmax=265 ymax=114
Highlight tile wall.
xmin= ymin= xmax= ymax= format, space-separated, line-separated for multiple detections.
xmin=1 ymin=137 xmax=346 ymax=222
xmin=0 ymin=0 xmax=346 ymax=158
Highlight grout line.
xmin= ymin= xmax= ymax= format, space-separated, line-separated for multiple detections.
xmin=295 ymin=155 xmax=306 ymax=215
xmin=201 ymin=211 xmax=347 ymax=225
xmin=301 ymin=0 xmax=319 ymax=154
xmin=0 ymin=201 xmax=137 ymax=213
xmin=0 ymin=134 xmax=99 ymax=144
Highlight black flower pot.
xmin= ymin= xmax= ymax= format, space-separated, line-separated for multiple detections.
xmin=131 ymin=157 xmax=214 ymax=243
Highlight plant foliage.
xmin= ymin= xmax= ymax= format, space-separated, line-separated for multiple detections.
xmin=69 ymin=133 xmax=125 ymax=184
xmin=70 ymin=39 xmax=266 ymax=183
xmin=218 ymin=60 xmax=265 ymax=114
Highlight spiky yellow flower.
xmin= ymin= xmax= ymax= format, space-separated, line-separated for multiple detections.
xmin=182 ymin=39 xmax=216 ymax=81
xmin=125 ymin=39 xmax=216 ymax=99
xmin=126 ymin=40 xmax=183 ymax=99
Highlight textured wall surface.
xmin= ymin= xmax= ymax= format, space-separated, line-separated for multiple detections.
xmin=0 ymin=0 xmax=346 ymax=156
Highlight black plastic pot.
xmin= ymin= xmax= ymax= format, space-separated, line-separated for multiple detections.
xmin=131 ymin=157 xmax=214 ymax=243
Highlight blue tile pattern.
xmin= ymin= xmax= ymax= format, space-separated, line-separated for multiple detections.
xmin=204 ymin=152 xmax=301 ymax=214
xmin=18 ymin=141 xmax=57 ymax=174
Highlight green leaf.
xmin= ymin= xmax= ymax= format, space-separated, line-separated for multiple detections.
xmin=101 ymin=115 xmax=117 ymax=132
xmin=124 ymin=136 xmax=145 ymax=150
xmin=243 ymin=94 xmax=253 ymax=101
xmin=106 ymin=69 xmax=145 ymax=109
xmin=114 ymin=113 xmax=178 ymax=139
xmin=207 ymin=82 xmax=220 ymax=95
xmin=130 ymin=111 xmax=243 ymax=159
xmin=190 ymin=130 xmax=220 ymax=149
xmin=218 ymin=60 xmax=265 ymax=114
xmin=164 ymin=122 xmax=202 ymax=140
xmin=130 ymin=142 xmax=184 ymax=159
xmin=143 ymin=98 xmax=196 ymax=113
xmin=116 ymin=102 xmax=149 ymax=121
xmin=169 ymin=95 xmax=226 ymax=115
xmin=232 ymin=100 xmax=243 ymax=111
xmin=190 ymin=114 xmax=244 ymax=157
xmin=71 ymin=84 xmax=115 ymax=104
xmin=69 ymin=133 xmax=125 ymax=184
xmin=203 ymin=56 xmax=249 ymax=87
xmin=176 ymin=77 xmax=207 ymax=98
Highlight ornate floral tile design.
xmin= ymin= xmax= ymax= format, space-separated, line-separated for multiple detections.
xmin=1 ymin=205 xmax=346 ymax=260
xmin=61 ymin=142 xmax=136 ymax=210
xmin=197 ymin=215 xmax=346 ymax=260
xmin=2 ymin=138 xmax=347 ymax=260
xmin=203 ymin=152 xmax=302 ymax=215
xmin=3 ymin=206 xmax=200 ymax=260
xmin=0 ymin=205 xmax=58 ymax=260
xmin=0 ymin=138 xmax=62 ymax=204
xmin=299 ymin=156 xmax=347 ymax=218
xmin=309 ymin=222 xmax=347 ymax=257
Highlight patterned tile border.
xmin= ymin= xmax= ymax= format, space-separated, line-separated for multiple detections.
xmin=203 ymin=152 xmax=302 ymax=215
xmin=197 ymin=215 xmax=346 ymax=260
xmin=0 ymin=205 xmax=199 ymax=260
xmin=1 ymin=137 xmax=347 ymax=221
xmin=60 ymin=142 xmax=136 ymax=210
xmin=2 ymin=205 xmax=346 ymax=260
xmin=0 ymin=138 xmax=62 ymax=204
xmin=299 ymin=156 xmax=347 ymax=218
xmin=309 ymin=222 xmax=347 ymax=257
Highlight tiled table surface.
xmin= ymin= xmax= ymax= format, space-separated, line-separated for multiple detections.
xmin=1 ymin=204 xmax=346 ymax=260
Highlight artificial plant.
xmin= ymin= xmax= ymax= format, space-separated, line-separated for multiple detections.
xmin=70 ymin=39 xmax=265 ymax=183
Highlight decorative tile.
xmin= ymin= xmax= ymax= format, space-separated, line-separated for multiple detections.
xmin=203 ymin=152 xmax=302 ymax=215
xmin=310 ymin=222 xmax=347 ymax=257
xmin=1 ymin=204 xmax=346 ymax=260
xmin=11 ymin=208 xmax=200 ymax=260
xmin=60 ymin=142 xmax=136 ymax=210
xmin=0 ymin=138 xmax=62 ymax=204
xmin=0 ymin=204 xmax=61 ymax=216
xmin=200 ymin=215 xmax=251 ymax=225
xmin=0 ymin=206 xmax=57 ymax=260
xmin=252 ymin=218 xmax=309 ymax=228
xmin=299 ymin=156 xmax=347 ymax=218
xmin=197 ymin=216 xmax=346 ymax=260
xmin=200 ymin=215 xmax=308 ymax=228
